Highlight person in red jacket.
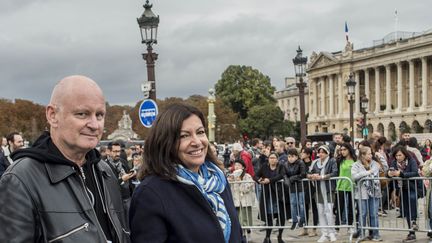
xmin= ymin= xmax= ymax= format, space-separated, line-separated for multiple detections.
xmin=232 ymin=142 xmax=254 ymax=177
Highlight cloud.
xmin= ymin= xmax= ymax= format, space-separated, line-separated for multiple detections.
xmin=0 ymin=0 xmax=431 ymax=105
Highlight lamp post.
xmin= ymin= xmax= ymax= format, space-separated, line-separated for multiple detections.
xmin=137 ymin=0 xmax=159 ymax=100
xmin=360 ymin=96 xmax=369 ymax=140
xmin=208 ymin=89 xmax=216 ymax=142
xmin=346 ymin=74 xmax=357 ymax=144
xmin=292 ymin=46 xmax=308 ymax=144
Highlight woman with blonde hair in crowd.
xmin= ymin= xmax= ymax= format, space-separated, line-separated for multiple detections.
xmin=352 ymin=146 xmax=382 ymax=242
xmin=422 ymin=139 xmax=432 ymax=161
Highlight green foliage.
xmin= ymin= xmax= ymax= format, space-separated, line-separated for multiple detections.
xmin=215 ymin=65 xmax=276 ymax=119
xmin=238 ymin=104 xmax=295 ymax=139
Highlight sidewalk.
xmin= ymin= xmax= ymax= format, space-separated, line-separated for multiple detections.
xmin=244 ymin=209 xmax=432 ymax=243
xmin=245 ymin=228 xmax=432 ymax=243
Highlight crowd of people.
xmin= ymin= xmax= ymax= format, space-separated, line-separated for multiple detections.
xmin=1 ymin=75 xmax=432 ymax=243
xmin=221 ymin=132 xmax=432 ymax=243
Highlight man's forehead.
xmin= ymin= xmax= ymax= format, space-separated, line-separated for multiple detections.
xmin=65 ymin=102 xmax=106 ymax=112
xmin=112 ymin=145 xmax=121 ymax=149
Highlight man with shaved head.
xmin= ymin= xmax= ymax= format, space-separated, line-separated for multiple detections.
xmin=0 ymin=75 xmax=130 ymax=243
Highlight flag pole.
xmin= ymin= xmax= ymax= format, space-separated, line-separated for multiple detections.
xmin=394 ymin=10 xmax=398 ymax=42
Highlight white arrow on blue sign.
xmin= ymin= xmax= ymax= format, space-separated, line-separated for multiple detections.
xmin=139 ymin=99 xmax=158 ymax=128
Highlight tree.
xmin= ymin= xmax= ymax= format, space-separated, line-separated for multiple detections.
xmin=0 ymin=99 xmax=46 ymax=143
xmin=238 ymin=104 xmax=294 ymax=139
xmin=215 ymin=65 xmax=276 ymax=119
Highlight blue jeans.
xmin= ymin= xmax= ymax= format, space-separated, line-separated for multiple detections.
xmin=256 ymin=183 xmax=262 ymax=201
xmin=290 ymin=192 xmax=305 ymax=224
xmin=401 ymin=189 xmax=417 ymax=231
xmin=359 ymin=197 xmax=380 ymax=238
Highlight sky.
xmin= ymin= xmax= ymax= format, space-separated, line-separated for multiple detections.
xmin=1 ymin=0 xmax=431 ymax=106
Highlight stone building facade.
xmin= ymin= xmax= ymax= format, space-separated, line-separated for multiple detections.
xmin=307 ymin=30 xmax=432 ymax=141
xmin=274 ymin=77 xmax=309 ymax=122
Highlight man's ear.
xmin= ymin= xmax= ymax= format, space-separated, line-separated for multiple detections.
xmin=46 ymin=104 xmax=58 ymax=128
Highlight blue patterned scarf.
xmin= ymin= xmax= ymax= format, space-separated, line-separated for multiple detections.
xmin=176 ymin=160 xmax=231 ymax=243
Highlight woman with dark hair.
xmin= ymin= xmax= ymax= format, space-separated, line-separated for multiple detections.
xmin=388 ymin=145 xmax=419 ymax=242
xmin=130 ymin=103 xmax=243 ymax=243
xmin=308 ymin=145 xmax=338 ymax=242
xmin=334 ymin=143 xmax=356 ymax=232
xmin=255 ymin=152 xmax=287 ymax=243
xmin=271 ymin=137 xmax=280 ymax=153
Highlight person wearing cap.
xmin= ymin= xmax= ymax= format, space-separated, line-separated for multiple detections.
xmin=232 ymin=142 xmax=254 ymax=177
xmin=228 ymin=158 xmax=256 ymax=235
xmin=307 ymin=144 xmax=338 ymax=242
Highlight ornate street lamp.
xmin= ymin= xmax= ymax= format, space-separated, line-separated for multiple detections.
xmin=346 ymin=74 xmax=357 ymax=144
xmin=360 ymin=96 xmax=369 ymax=140
xmin=137 ymin=0 xmax=159 ymax=100
xmin=292 ymin=46 xmax=308 ymax=144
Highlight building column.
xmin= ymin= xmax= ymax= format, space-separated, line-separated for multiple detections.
xmin=329 ymin=75 xmax=334 ymax=116
xmin=338 ymin=74 xmax=344 ymax=117
xmin=385 ymin=64 xmax=392 ymax=112
xmin=354 ymin=71 xmax=360 ymax=115
xmin=408 ymin=59 xmax=415 ymax=110
xmin=375 ymin=67 xmax=381 ymax=112
xmin=310 ymin=78 xmax=315 ymax=118
xmin=320 ymin=77 xmax=325 ymax=116
xmin=314 ymin=78 xmax=318 ymax=117
xmin=364 ymin=69 xmax=370 ymax=107
xmin=421 ymin=57 xmax=428 ymax=110
xmin=396 ymin=62 xmax=403 ymax=111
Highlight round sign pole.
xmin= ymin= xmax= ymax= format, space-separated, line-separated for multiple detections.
xmin=139 ymin=99 xmax=158 ymax=128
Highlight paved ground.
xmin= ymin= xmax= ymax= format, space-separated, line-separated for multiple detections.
xmin=245 ymin=227 xmax=432 ymax=243
xmin=243 ymin=207 xmax=432 ymax=243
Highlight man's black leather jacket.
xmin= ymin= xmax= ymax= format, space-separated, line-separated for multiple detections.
xmin=0 ymin=156 xmax=131 ymax=243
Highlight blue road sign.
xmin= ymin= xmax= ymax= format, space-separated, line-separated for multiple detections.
xmin=139 ymin=99 xmax=158 ymax=128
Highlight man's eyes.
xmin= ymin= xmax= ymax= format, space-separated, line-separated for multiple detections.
xmin=75 ymin=112 xmax=105 ymax=120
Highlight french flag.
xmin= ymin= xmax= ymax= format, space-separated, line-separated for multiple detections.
xmin=345 ymin=21 xmax=349 ymax=42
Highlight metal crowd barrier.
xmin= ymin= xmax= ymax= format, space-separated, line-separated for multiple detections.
xmin=355 ymin=176 xmax=432 ymax=243
xmin=228 ymin=176 xmax=356 ymax=242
